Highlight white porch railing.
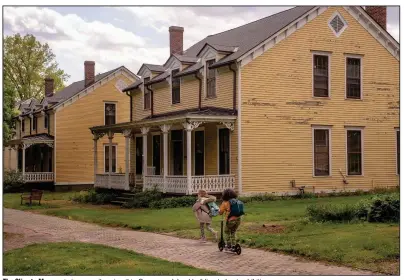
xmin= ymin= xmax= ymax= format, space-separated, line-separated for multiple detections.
xmin=24 ymin=172 xmax=54 ymax=182
xmin=94 ymin=174 xmax=127 ymax=190
xmin=191 ymin=175 xmax=235 ymax=194
xmin=143 ymin=174 xmax=235 ymax=194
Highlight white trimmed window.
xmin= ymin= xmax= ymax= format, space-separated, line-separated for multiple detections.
xmin=346 ymin=128 xmax=364 ymax=176
xmin=312 ymin=52 xmax=330 ymax=97
xmin=313 ymin=126 xmax=331 ymax=176
xmin=346 ymin=56 xmax=362 ymax=99
xmin=144 ymin=77 xmax=151 ymax=110
xmin=171 ymin=69 xmax=180 ymax=104
xmin=104 ymin=103 xmax=116 ymax=125
xmin=206 ymin=59 xmax=216 ymax=98
xmin=104 ymin=145 xmax=117 ymax=173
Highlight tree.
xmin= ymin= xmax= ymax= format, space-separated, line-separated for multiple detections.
xmin=3 ymin=82 xmax=18 ymax=143
xmin=4 ymin=33 xmax=70 ymax=101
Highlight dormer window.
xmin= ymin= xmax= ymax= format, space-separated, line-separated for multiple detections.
xmin=144 ymin=77 xmax=151 ymax=110
xmin=172 ymin=69 xmax=180 ymax=104
xmin=206 ymin=59 xmax=216 ymax=98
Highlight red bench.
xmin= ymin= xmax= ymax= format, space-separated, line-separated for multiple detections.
xmin=20 ymin=189 xmax=43 ymax=206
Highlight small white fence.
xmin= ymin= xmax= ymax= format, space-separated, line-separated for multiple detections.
xmin=24 ymin=172 xmax=54 ymax=182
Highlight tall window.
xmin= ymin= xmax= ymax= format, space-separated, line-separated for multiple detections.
xmin=313 ymin=128 xmax=330 ymax=176
xmin=313 ymin=54 xmax=329 ymax=97
xmin=172 ymin=69 xmax=180 ymax=104
xmin=206 ymin=59 xmax=216 ymax=98
xmin=144 ymin=77 xmax=151 ymax=110
xmin=218 ymin=128 xmax=230 ymax=174
xmin=346 ymin=57 xmax=361 ymax=99
xmin=21 ymin=119 xmax=25 ymax=132
xmin=104 ymin=103 xmax=116 ymax=125
xmin=44 ymin=113 xmax=48 ymax=129
xmin=32 ymin=116 xmax=37 ymax=131
xmin=347 ymin=130 xmax=363 ymax=175
xmin=397 ymin=130 xmax=400 ymax=175
xmin=104 ymin=145 xmax=117 ymax=173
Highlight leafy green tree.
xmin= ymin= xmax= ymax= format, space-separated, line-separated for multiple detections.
xmin=4 ymin=33 xmax=70 ymax=101
xmin=3 ymin=82 xmax=19 ymax=143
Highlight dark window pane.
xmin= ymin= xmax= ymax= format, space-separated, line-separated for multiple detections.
xmin=313 ymin=55 xmax=329 ymax=97
xmin=105 ymin=103 xmax=116 ymax=125
xmin=347 ymin=130 xmax=362 ymax=175
xmin=22 ymin=119 xmax=25 ymax=132
xmin=144 ymin=77 xmax=151 ymax=109
xmin=314 ymin=129 xmax=330 ymax=176
xmin=206 ymin=59 xmax=216 ymax=98
xmin=346 ymin=58 xmax=361 ymax=99
xmin=172 ymin=69 xmax=180 ymax=104
xmin=33 ymin=117 xmax=37 ymax=130
xmin=44 ymin=114 xmax=48 ymax=129
xmin=397 ymin=131 xmax=400 ymax=175
xmin=105 ymin=146 xmax=117 ymax=173
xmin=219 ymin=128 xmax=230 ymax=174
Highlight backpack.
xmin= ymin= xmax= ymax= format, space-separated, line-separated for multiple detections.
xmin=207 ymin=201 xmax=220 ymax=217
xmin=228 ymin=198 xmax=245 ymax=219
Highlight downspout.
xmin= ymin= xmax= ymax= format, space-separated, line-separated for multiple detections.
xmin=194 ymin=72 xmax=202 ymax=110
xmin=125 ymin=91 xmax=133 ymax=122
xmin=229 ymin=64 xmax=237 ymax=114
xmin=147 ymin=85 xmax=154 ymax=118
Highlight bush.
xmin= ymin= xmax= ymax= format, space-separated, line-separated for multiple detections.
xmin=3 ymin=170 xmax=24 ymax=193
xmin=121 ymin=188 xmax=163 ymax=208
xmin=306 ymin=193 xmax=399 ymax=223
xmin=149 ymin=196 xmax=197 ymax=209
xmin=70 ymin=189 xmax=117 ymax=205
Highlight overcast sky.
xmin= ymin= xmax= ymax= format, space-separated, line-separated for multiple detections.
xmin=3 ymin=6 xmax=400 ymax=83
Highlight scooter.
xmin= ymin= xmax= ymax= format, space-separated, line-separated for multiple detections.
xmin=218 ymin=217 xmax=242 ymax=255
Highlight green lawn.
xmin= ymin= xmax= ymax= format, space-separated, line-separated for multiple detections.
xmin=3 ymin=242 xmax=218 ymax=275
xmin=3 ymin=191 xmax=400 ymax=274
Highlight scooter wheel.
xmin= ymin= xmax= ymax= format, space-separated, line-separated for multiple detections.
xmin=235 ymin=244 xmax=242 ymax=255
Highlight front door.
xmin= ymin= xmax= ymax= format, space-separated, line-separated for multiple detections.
xmin=171 ymin=130 xmax=183 ymax=175
xmin=153 ymin=134 xmax=161 ymax=175
xmin=194 ymin=130 xmax=204 ymax=175
xmin=135 ymin=137 xmax=143 ymax=175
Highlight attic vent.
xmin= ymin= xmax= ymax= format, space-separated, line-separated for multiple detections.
xmin=328 ymin=13 xmax=347 ymax=37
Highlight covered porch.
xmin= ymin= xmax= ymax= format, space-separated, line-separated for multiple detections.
xmin=90 ymin=109 xmax=237 ymax=194
xmin=7 ymin=134 xmax=54 ymax=183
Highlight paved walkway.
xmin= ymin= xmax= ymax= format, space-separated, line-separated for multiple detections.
xmin=4 ymin=208 xmax=375 ymax=275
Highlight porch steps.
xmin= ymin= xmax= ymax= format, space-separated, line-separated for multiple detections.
xmin=111 ymin=192 xmax=137 ymax=206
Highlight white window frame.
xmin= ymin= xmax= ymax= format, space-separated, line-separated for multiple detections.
xmin=396 ymin=128 xmax=400 ymax=176
xmin=345 ymin=127 xmax=364 ymax=176
xmin=345 ymin=54 xmax=363 ymax=100
xmin=205 ymin=58 xmax=218 ymax=99
xmin=217 ymin=125 xmax=232 ymax=175
xmin=192 ymin=127 xmax=206 ymax=176
xmin=171 ymin=68 xmax=181 ymax=105
xmin=104 ymin=102 xmax=117 ymax=126
xmin=103 ymin=144 xmax=118 ymax=174
xmin=312 ymin=125 xmax=332 ymax=177
xmin=328 ymin=11 xmax=348 ymax=38
xmin=143 ymin=76 xmax=151 ymax=111
xmin=312 ymin=51 xmax=331 ymax=98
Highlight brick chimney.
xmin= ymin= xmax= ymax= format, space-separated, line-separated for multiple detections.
xmin=366 ymin=6 xmax=387 ymax=29
xmin=44 ymin=78 xmax=54 ymax=97
xmin=169 ymin=26 xmax=184 ymax=55
xmin=84 ymin=61 xmax=95 ymax=87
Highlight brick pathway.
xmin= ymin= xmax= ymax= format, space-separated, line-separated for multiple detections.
xmin=4 ymin=208 xmax=375 ymax=276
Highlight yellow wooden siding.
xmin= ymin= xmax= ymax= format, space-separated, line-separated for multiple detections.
xmin=132 ymin=88 xmax=150 ymax=121
xmin=3 ymin=147 xmax=17 ymax=171
xmin=240 ymin=7 xmax=399 ymax=194
xmin=55 ymin=74 xmax=133 ymax=183
xmin=202 ymin=67 xmax=234 ymax=109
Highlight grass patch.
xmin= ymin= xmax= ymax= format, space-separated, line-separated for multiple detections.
xmin=3 ymin=242 xmax=218 ymax=276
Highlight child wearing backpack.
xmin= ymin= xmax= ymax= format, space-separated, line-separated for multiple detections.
xmin=192 ymin=189 xmax=218 ymax=242
xmin=219 ymin=188 xmax=244 ymax=250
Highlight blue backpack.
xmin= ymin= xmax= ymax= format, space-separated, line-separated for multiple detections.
xmin=228 ymin=198 xmax=245 ymax=219
xmin=207 ymin=201 xmax=220 ymax=217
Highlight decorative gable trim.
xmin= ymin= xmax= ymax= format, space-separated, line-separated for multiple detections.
xmin=138 ymin=65 xmax=152 ymax=78
xmin=344 ymin=6 xmax=399 ymax=61
xmin=54 ymin=67 xmax=137 ymax=113
xmin=164 ymin=55 xmax=181 ymax=70
xmin=239 ymin=6 xmax=326 ymax=67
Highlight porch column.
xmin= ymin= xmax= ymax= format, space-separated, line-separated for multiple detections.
xmin=92 ymin=132 xmax=104 ymax=186
xmin=160 ymin=124 xmax=172 ymax=193
xmin=183 ymin=121 xmax=202 ymax=195
xmin=123 ymin=129 xmax=132 ymax=191
xmin=108 ymin=131 xmax=114 ymax=189
xmin=141 ymin=127 xmax=150 ymax=191
xmin=22 ymin=144 xmax=26 ymax=179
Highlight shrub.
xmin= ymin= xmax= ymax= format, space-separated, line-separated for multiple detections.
xmin=149 ymin=196 xmax=197 ymax=209
xmin=70 ymin=189 xmax=117 ymax=204
xmin=121 ymin=188 xmax=163 ymax=208
xmin=306 ymin=204 xmax=358 ymax=222
xmin=3 ymin=170 xmax=24 ymax=193
xmin=367 ymin=193 xmax=399 ymax=223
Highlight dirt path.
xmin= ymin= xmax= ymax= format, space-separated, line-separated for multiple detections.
xmin=3 ymin=208 xmax=376 ymax=276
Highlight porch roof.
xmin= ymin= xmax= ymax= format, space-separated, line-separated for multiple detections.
xmin=7 ymin=133 xmax=54 ymax=148
xmin=90 ymin=107 xmax=237 ymax=134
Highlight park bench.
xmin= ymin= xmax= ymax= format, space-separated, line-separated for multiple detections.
xmin=20 ymin=189 xmax=43 ymax=206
